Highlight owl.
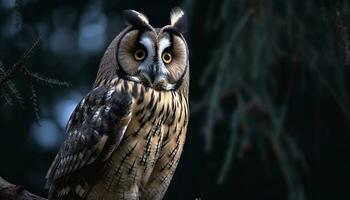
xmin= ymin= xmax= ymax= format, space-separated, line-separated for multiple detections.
xmin=45 ymin=8 xmax=189 ymax=200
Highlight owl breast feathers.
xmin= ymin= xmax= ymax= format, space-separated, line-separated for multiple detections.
xmin=46 ymin=7 xmax=189 ymax=200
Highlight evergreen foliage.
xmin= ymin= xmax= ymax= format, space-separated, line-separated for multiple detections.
xmin=0 ymin=0 xmax=349 ymax=199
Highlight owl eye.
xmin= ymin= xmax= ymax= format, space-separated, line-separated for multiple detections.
xmin=134 ymin=49 xmax=146 ymax=61
xmin=162 ymin=52 xmax=172 ymax=64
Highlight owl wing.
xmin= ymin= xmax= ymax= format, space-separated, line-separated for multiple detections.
xmin=45 ymin=84 xmax=133 ymax=199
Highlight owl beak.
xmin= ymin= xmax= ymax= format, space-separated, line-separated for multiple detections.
xmin=139 ymin=73 xmax=152 ymax=86
xmin=148 ymin=66 xmax=157 ymax=84
xmin=139 ymin=64 xmax=156 ymax=86
xmin=141 ymin=64 xmax=164 ymax=87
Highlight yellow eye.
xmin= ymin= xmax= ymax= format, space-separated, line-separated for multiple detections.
xmin=162 ymin=52 xmax=172 ymax=64
xmin=134 ymin=49 xmax=146 ymax=61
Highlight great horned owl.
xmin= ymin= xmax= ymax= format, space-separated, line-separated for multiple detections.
xmin=45 ymin=8 xmax=189 ymax=200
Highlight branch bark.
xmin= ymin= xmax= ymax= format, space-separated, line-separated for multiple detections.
xmin=0 ymin=176 xmax=47 ymax=200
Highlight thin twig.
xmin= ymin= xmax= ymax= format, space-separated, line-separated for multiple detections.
xmin=0 ymin=63 xmax=24 ymax=87
xmin=0 ymin=38 xmax=40 ymax=87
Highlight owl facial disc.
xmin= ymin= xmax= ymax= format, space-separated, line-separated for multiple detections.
xmin=116 ymin=8 xmax=188 ymax=91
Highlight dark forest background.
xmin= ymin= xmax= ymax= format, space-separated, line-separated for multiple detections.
xmin=1 ymin=0 xmax=350 ymax=199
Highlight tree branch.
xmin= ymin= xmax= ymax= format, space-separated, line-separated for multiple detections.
xmin=0 ymin=176 xmax=47 ymax=200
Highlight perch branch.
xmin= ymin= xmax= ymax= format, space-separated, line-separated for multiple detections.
xmin=0 ymin=176 xmax=47 ymax=200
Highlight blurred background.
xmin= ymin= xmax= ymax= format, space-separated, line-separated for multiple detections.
xmin=0 ymin=0 xmax=350 ymax=199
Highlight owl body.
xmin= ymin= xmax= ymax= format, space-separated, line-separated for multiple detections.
xmin=46 ymin=8 xmax=189 ymax=200
xmin=87 ymin=78 xmax=188 ymax=199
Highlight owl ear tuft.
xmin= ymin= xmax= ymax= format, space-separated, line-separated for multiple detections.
xmin=170 ymin=7 xmax=187 ymax=33
xmin=123 ymin=10 xmax=149 ymax=26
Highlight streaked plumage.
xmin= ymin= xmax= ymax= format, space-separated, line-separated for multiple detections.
xmin=46 ymin=7 xmax=189 ymax=200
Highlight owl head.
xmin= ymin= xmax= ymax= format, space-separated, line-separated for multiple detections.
xmin=95 ymin=8 xmax=189 ymax=93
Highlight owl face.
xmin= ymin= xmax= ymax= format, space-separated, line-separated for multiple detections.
xmin=116 ymin=8 xmax=188 ymax=91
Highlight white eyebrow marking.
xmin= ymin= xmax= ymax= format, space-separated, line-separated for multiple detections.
xmin=158 ymin=37 xmax=171 ymax=58
xmin=140 ymin=35 xmax=153 ymax=55
xmin=156 ymin=37 xmax=171 ymax=77
xmin=138 ymin=34 xmax=154 ymax=71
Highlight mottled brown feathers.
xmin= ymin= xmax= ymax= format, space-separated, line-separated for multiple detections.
xmin=47 ymin=7 xmax=189 ymax=200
